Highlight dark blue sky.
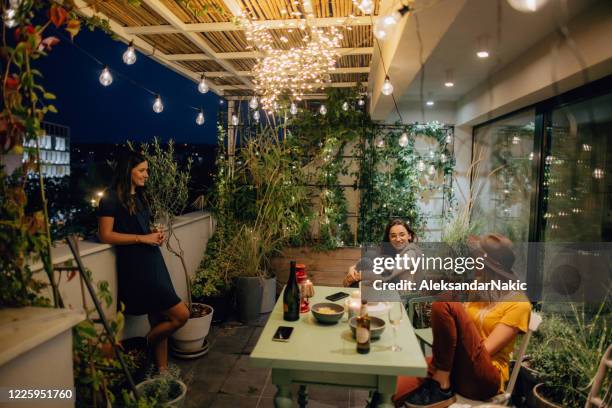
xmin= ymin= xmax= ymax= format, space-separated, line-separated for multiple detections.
xmin=37 ymin=25 xmax=222 ymax=145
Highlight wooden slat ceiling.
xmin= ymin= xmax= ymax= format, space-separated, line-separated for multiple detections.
xmin=81 ymin=0 xmax=379 ymax=98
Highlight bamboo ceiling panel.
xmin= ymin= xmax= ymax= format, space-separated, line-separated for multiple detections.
xmin=341 ymin=25 xmax=372 ymax=48
xmin=239 ymin=0 xmax=301 ymax=20
xmin=177 ymin=60 xmax=226 ymax=72
xmin=160 ymin=0 xmax=232 ymax=23
xmin=138 ymin=33 xmax=202 ymax=54
xmin=86 ymin=0 xmax=167 ymax=26
xmin=336 ymin=54 xmax=371 ymax=68
xmin=213 ymin=77 xmax=246 ymax=86
xmin=330 ymin=73 xmax=368 ymax=83
xmin=228 ymin=59 xmax=258 ymax=71
xmin=312 ymin=0 xmax=379 ymax=18
xmin=199 ymin=31 xmax=249 ymax=53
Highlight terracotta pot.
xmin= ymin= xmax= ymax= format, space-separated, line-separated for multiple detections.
xmin=532 ymin=383 xmax=564 ymax=408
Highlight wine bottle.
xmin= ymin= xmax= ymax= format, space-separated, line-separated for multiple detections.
xmin=356 ymin=299 xmax=371 ymax=354
xmin=283 ymin=260 xmax=300 ymax=321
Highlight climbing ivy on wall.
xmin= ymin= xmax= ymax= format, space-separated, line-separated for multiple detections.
xmin=358 ymin=122 xmax=455 ymax=243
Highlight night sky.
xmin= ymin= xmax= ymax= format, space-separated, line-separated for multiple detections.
xmin=36 ymin=25 xmax=222 ymax=145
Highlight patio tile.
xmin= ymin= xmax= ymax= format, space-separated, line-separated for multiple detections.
xmin=243 ymin=326 xmax=265 ymax=354
xmin=210 ymin=324 xmax=255 ymax=354
xmin=219 ymin=355 xmax=270 ymax=396
xmin=188 ymin=351 xmax=240 ymax=393
xmin=306 ymin=385 xmax=350 ymax=403
xmin=210 ymin=393 xmax=263 ymax=407
xmin=183 ymin=391 xmax=217 ymax=408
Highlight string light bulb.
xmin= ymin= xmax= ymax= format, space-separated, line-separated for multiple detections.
xmin=398 ymin=132 xmax=409 ymax=147
xmin=358 ymin=98 xmax=365 ymax=106
xmin=383 ymin=11 xmax=401 ymax=27
xmin=196 ymin=110 xmax=205 ymax=125
xmin=290 ymin=102 xmax=298 ymax=115
xmin=231 ymin=114 xmax=239 ymax=126
xmin=342 ymin=101 xmax=349 ymax=111
xmin=426 ymin=100 xmax=435 ymax=106
xmin=249 ymin=96 xmax=258 ymax=109
xmin=319 ymin=104 xmax=327 ymax=115
xmin=507 ymin=0 xmax=549 ymax=13
xmin=253 ymin=110 xmax=260 ymax=122
xmin=198 ymin=75 xmax=209 ymax=94
xmin=122 ymin=41 xmax=137 ymax=65
xmin=152 ymin=95 xmax=164 ymax=113
xmin=381 ymin=76 xmax=394 ymax=96
xmin=99 ymin=66 xmax=113 ymax=87
xmin=358 ymin=0 xmax=374 ymax=15
xmin=373 ymin=20 xmax=389 ymax=40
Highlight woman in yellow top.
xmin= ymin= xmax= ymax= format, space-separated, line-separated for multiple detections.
xmin=393 ymin=233 xmax=531 ymax=408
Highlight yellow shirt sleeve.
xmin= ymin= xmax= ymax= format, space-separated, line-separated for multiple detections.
xmin=498 ymin=302 xmax=531 ymax=334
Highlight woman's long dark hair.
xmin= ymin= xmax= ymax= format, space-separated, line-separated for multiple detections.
xmin=111 ymin=150 xmax=149 ymax=215
xmin=381 ymin=218 xmax=417 ymax=254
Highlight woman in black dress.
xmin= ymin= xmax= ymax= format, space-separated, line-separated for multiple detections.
xmin=98 ymin=150 xmax=189 ymax=372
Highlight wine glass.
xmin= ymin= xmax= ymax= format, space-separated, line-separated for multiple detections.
xmin=388 ymin=302 xmax=403 ymax=352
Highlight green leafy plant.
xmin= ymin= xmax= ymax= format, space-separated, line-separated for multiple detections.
xmin=527 ymin=302 xmax=611 ymax=407
xmin=1 ymin=1 xmax=113 ymax=308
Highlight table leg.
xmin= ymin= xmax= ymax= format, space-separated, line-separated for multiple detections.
xmin=274 ymin=385 xmax=293 ymax=408
xmin=376 ymin=375 xmax=397 ymax=408
xmin=298 ymin=385 xmax=308 ymax=407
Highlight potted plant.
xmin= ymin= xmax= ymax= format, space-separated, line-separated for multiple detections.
xmin=140 ymin=139 xmax=213 ymax=355
xmin=133 ymin=367 xmax=187 ymax=408
xmin=526 ymin=303 xmax=610 ymax=407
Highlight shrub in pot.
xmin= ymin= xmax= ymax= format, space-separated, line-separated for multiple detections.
xmin=134 ymin=367 xmax=187 ymax=408
xmin=526 ymin=303 xmax=610 ymax=407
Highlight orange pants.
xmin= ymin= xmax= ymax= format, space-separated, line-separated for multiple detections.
xmin=394 ymin=302 xmax=501 ymax=404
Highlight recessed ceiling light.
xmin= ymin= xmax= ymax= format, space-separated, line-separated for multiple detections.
xmin=426 ymin=100 xmax=435 ymax=106
xmin=444 ymin=81 xmax=454 ymax=87
xmin=477 ymin=50 xmax=490 ymax=59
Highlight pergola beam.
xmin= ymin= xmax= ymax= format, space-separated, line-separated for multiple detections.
xmin=166 ymin=47 xmax=373 ymax=61
xmin=124 ymin=16 xmax=372 ymax=35
xmin=203 ymin=66 xmax=370 ymax=77
xmin=218 ymin=82 xmax=357 ymax=90
xmin=142 ymin=0 xmax=254 ymax=90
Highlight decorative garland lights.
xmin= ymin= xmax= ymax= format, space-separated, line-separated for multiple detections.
xmin=238 ymin=2 xmax=343 ymax=112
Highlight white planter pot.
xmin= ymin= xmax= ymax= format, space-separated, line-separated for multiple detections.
xmin=171 ymin=303 xmax=213 ymax=353
xmin=136 ymin=378 xmax=187 ymax=407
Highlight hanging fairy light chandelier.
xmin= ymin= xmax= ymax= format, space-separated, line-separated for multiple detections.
xmin=239 ymin=1 xmax=343 ymax=112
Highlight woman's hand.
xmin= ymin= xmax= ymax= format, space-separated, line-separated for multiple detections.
xmin=140 ymin=232 xmax=164 ymax=246
xmin=343 ymin=265 xmax=362 ymax=287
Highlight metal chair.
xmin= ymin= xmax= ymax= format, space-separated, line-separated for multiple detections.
xmin=452 ymin=311 xmax=543 ymax=407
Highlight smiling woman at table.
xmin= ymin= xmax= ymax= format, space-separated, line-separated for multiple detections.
xmin=343 ymin=219 xmax=421 ymax=287
xmin=392 ymin=233 xmax=531 ymax=408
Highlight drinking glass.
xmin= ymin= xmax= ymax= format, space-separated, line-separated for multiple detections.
xmin=388 ymin=302 xmax=403 ymax=352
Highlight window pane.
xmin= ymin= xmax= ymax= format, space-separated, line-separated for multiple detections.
xmin=543 ymin=93 xmax=612 ymax=241
xmin=471 ymin=110 xmax=536 ymax=242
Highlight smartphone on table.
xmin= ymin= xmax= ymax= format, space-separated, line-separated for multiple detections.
xmin=325 ymin=291 xmax=349 ymax=302
xmin=272 ymin=326 xmax=294 ymax=342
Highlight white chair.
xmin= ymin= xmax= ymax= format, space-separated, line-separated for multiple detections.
xmin=451 ymin=311 xmax=543 ymax=407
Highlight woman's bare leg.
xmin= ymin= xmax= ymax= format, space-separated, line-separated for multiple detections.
xmin=146 ymin=302 xmax=189 ymax=370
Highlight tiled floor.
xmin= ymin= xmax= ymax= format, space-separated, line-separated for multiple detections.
xmin=171 ymin=315 xmax=372 ymax=408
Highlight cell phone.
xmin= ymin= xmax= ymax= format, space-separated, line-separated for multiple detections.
xmin=272 ymin=326 xmax=294 ymax=342
xmin=325 ymin=291 xmax=349 ymax=302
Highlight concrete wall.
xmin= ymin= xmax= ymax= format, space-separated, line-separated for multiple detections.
xmin=29 ymin=212 xmax=215 ymax=337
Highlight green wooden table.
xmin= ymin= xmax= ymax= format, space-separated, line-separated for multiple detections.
xmin=250 ymin=286 xmax=428 ymax=407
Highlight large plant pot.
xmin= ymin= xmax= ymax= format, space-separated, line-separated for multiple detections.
xmin=171 ymin=303 xmax=213 ymax=353
xmin=136 ymin=378 xmax=187 ymax=407
xmin=235 ymin=276 xmax=276 ymax=325
xmin=532 ymin=383 xmax=564 ymax=408
xmin=520 ymin=360 xmax=546 ymax=408
xmin=195 ymin=292 xmax=232 ymax=324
